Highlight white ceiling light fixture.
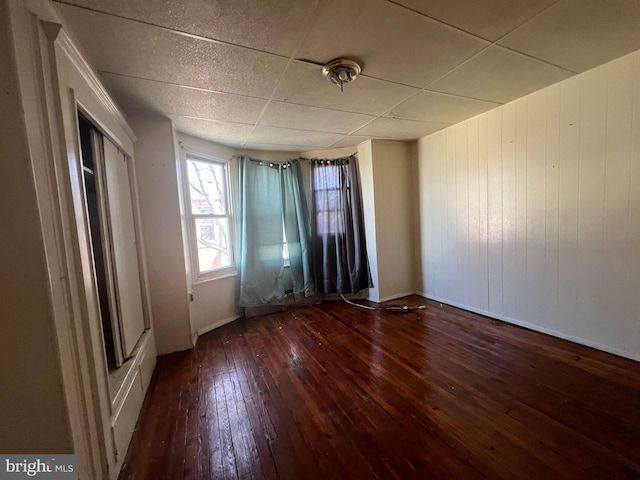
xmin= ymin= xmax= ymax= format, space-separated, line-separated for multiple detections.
xmin=322 ymin=58 xmax=362 ymax=92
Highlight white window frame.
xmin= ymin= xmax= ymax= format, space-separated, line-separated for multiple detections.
xmin=180 ymin=150 xmax=236 ymax=282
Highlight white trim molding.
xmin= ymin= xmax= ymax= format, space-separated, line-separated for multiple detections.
xmin=53 ymin=27 xmax=137 ymax=142
xmin=421 ymin=293 xmax=640 ymax=363
xmin=197 ymin=314 xmax=244 ymax=337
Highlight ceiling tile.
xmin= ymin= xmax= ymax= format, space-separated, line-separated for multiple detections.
xmin=168 ymin=116 xmax=252 ymax=146
xmin=392 ymin=0 xmax=558 ymax=41
xmin=259 ymin=102 xmax=374 ymax=134
xmin=101 ymin=73 xmax=267 ymax=124
xmin=499 ymin=0 xmax=640 ymax=73
xmin=353 ymin=118 xmax=448 ymax=140
xmin=296 ymin=0 xmax=488 ymax=87
xmin=54 ymin=0 xmax=319 ymax=56
xmin=56 ymin=0 xmax=640 ymax=152
xmin=428 ymin=46 xmax=573 ymax=103
xmin=328 ymin=135 xmax=371 ymax=149
xmin=241 ymin=143 xmax=307 ymax=152
xmin=247 ymin=126 xmax=345 ymax=148
xmin=273 ymin=62 xmax=418 ymax=116
xmin=388 ymin=91 xmax=500 ymax=123
xmin=58 ymin=4 xmax=288 ymax=98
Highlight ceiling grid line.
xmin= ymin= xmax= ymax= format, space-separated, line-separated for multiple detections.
xmin=239 ymin=0 xmax=325 ymax=148
xmin=54 ymin=0 xmax=640 ymax=150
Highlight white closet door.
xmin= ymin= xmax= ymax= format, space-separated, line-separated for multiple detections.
xmin=103 ymin=138 xmax=145 ymax=358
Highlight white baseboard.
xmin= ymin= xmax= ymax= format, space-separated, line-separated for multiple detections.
xmin=376 ymin=291 xmax=420 ymax=303
xmin=197 ymin=313 xmax=244 ymax=337
xmin=420 ymin=293 xmax=640 ymax=363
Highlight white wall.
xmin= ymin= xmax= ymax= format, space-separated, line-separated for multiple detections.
xmin=177 ymin=135 xmax=306 ymax=335
xmin=358 ymin=140 xmax=380 ymax=300
xmin=359 ymin=139 xmax=416 ymax=302
xmin=417 ymin=49 xmax=640 ymax=361
xmin=177 ymin=134 xmax=244 ymax=336
xmin=0 ymin=0 xmax=72 ymax=453
xmin=1 ymin=2 xmax=157 ymax=475
xmin=130 ymin=115 xmax=193 ymax=354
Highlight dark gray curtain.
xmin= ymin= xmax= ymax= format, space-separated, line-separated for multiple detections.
xmin=306 ymin=155 xmax=373 ymax=294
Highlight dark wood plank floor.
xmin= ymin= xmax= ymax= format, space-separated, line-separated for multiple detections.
xmin=119 ymin=296 xmax=640 ymax=479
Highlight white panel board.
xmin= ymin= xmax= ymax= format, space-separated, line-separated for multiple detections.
xmin=455 ymin=124 xmax=470 ymax=306
xmin=557 ymin=76 xmax=581 ymax=337
xmin=103 ymin=139 xmax=145 ymax=358
xmin=525 ymin=90 xmax=547 ymax=326
xmin=445 ymin=129 xmax=458 ymax=302
xmin=486 ymin=109 xmax=503 ymax=314
xmin=477 ymin=116 xmax=489 ymax=311
xmin=575 ymin=68 xmax=607 ymax=342
xmin=501 ymin=103 xmax=517 ymax=318
xmin=417 ymin=49 xmax=640 ymax=361
xmin=602 ymin=57 xmax=634 ymax=350
xmin=514 ymin=98 xmax=529 ymax=322
xmin=544 ymin=85 xmax=561 ymax=333
xmin=466 ymin=118 xmax=481 ymax=308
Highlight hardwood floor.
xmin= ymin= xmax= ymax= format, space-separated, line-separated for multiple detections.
xmin=119 ymin=296 xmax=640 ymax=479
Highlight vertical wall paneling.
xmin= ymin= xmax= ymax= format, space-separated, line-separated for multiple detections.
xmin=545 ymin=86 xmax=561 ymax=333
xmin=438 ymin=132 xmax=449 ymax=300
xmin=526 ymin=91 xmax=548 ymax=326
xmin=487 ymin=109 xmax=503 ymax=314
xmin=501 ymin=104 xmax=517 ymax=318
xmin=557 ymin=76 xmax=581 ymax=338
xmin=602 ymin=58 xmax=633 ymax=350
xmin=446 ymin=129 xmax=458 ymax=302
xmin=478 ymin=116 xmax=489 ymax=311
xmin=467 ymin=118 xmax=481 ymax=308
xmin=576 ymin=68 xmax=607 ymax=342
xmin=417 ymin=49 xmax=640 ymax=361
xmin=455 ymin=124 xmax=470 ymax=306
xmin=514 ymin=98 xmax=529 ymax=323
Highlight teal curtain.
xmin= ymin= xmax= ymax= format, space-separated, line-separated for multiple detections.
xmin=238 ymin=156 xmax=315 ymax=306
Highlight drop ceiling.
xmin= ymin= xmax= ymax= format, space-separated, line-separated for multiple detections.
xmin=54 ymin=0 xmax=640 ymax=151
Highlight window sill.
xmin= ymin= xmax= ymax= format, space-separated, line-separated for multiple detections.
xmin=193 ymin=267 xmax=238 ymax=286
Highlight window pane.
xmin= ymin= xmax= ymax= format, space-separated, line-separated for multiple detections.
xmin=187 ymin=159 xmax=226 ymax=215
xmin=314 ymin=165 xmax=340 ymax=190
xmin=316 ymin=211 xmax=344 ymax=235
xmin=195 ymin=217 xmax=231 ymax=272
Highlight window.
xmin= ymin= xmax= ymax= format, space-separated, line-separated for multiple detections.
xmin=282 ymin=222 xmax=290 ymax=266
xmin=184 ymin=154 xmax=235 ymax=279
xmin=313 ymin=162 xmax=347 ymax=235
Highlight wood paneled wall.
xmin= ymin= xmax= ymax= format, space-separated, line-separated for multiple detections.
xmin=417 ymin=49 xmax=640 ymax=361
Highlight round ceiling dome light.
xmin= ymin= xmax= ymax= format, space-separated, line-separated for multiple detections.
xmin=322 ymin=58 xmax=362 ymax=92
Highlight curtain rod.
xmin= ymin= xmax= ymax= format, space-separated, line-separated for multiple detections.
xmin=231 ymin=152 xmax=358 ymax=164
xmin=233 ymin=153 xmax=357 ymax=165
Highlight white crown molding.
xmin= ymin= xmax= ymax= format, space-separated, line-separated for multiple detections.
xmin=47 ymin=22 xmax=137 ymax=142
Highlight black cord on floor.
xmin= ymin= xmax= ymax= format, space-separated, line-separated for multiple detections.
xmin=338 ymin=293 xmax=426 ymax=315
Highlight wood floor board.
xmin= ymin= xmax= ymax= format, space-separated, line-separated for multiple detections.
xmin=119 ymin=296 xmax=640 ymax=479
